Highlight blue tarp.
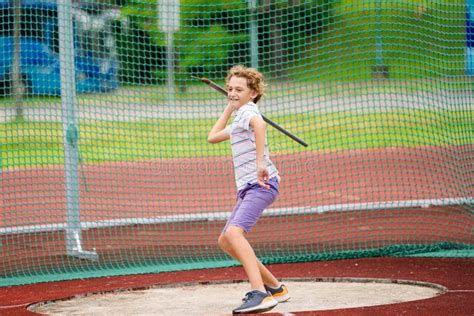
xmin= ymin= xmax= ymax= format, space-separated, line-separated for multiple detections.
xmin=466 ymin=0 xmax=474 ymax=75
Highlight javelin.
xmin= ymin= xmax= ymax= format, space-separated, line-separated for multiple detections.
xmin=191 ymin=76 xmax=308 ymax=147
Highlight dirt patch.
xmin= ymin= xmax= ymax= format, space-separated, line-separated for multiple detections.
xmin=30 ymin=278 xmax=444 ymax=315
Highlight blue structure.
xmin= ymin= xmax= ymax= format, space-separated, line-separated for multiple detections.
xmin=0 ymin=0 xmax=119 ymax=95
xmin=467 ymin=0 xmax=474 ymax=75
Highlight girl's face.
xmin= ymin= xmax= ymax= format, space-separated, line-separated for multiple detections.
xmin=227 ymin=76 xmax=258 ymax=109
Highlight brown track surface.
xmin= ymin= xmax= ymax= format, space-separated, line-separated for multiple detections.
xmin=2 ymin=145 xmax=472 ymax=226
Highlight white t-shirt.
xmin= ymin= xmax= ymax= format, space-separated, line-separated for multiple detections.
xmin=225 ymin=102 xmax=279 ymax=191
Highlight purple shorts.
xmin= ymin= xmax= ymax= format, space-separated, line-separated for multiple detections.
xmin=223 ymin=177 xmax=279 ymax=233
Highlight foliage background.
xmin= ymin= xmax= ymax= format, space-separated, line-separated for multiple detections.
xmin=116 ymin=0 xmax=467 ymax=85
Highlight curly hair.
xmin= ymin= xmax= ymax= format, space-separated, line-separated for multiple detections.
xmin=226 ymin=65 xmax=266 ymax=103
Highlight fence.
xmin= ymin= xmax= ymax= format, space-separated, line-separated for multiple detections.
xmin=1 ymin=0 xmax=472 ymax=287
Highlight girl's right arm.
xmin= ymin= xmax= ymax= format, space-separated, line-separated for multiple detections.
xmin=207 ymin=103 xmax=234 ymax=144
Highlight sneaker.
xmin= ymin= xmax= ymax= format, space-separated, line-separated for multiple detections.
xmin=264 ymin=284 xmax=290 ymax=303
xmin=232 ymin=290 xmax=278 ymax=314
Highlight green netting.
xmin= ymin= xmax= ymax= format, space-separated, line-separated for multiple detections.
xmin=1 ymin=0 xmax=473 ymax=287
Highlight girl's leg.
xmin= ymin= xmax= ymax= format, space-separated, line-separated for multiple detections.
xmin=218 ymin=228 xmax=280 ymax=289
xmin=219 ymin=180 xmax=280 ymax=291
xmin=222 ymin=226 xmax=264 ymax=291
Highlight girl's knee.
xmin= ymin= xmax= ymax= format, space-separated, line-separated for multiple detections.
xmin=225 ymin=225 xmax=244 ymax=239
xmin=219 ymin=226 xmax=245 ymax=251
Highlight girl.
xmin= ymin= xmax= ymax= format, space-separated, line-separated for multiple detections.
xmin=208 ymin=65 xmax=289 ymax=314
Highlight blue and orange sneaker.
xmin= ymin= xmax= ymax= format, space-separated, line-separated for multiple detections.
xmin=265 ymin=284 xmax=290 ymax=303
xmin=232 ymin=290 xmax=278 ymax=314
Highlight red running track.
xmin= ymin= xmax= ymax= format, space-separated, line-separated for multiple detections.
xmin=0 ymin=258 xmax=473 ymax=315
xmin=2 ymin=145 xmax=472 ymax=227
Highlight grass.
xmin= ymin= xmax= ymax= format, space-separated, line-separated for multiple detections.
xmin=286 ymin=0 xmax=468 ymax=82
xmin=1 ymin=109 xmax=472 ymax=169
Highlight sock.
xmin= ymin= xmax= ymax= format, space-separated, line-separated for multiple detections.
xmin=267 ymin=283 xmax=282 ymax=290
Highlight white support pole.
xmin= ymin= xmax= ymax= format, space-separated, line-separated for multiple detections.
xmin=166 ymin=31 xmax=175 ymax=105
xmin=248 ymin=0 xmax=258 ymax=69
xmin=58 ymin=0 xmax=97 ymax=260
xmin=375 ymin=0 xmax=383 ymax=67
xmin=159 ymin=0 xmax=180 ymax=105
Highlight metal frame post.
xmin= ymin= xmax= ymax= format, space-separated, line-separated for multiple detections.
xmin=159 ymin=0 xmax=180 ymax=105
xmin=248 ymin=0 xmax=258 ymax=69
xmin=58 ymin=0 xmax=97 ymax=260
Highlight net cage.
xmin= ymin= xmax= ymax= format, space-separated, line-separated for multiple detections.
xmin=0 ymin=0 xmax=472 ymax=287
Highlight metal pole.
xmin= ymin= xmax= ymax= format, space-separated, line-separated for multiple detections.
xmin=12 ymin=0 xmax=24 ymax=120
xmin=248 ymin=0 xmax=258 ymax=69
xmin=372 ymin=0 xmax=388 ymax=78
xmin=166 ymin=31 xmax=175 ymax=104
xmin=58 ymin=0 xmax=97 ymax=260
xmin=159 ymin=0 xmax=179 ymax=105
xmin=375 ymin=0 xmax=383 ymax=67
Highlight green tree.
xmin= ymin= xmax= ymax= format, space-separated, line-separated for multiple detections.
xmin=117 ymin=0 xmax=333 ymax=84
